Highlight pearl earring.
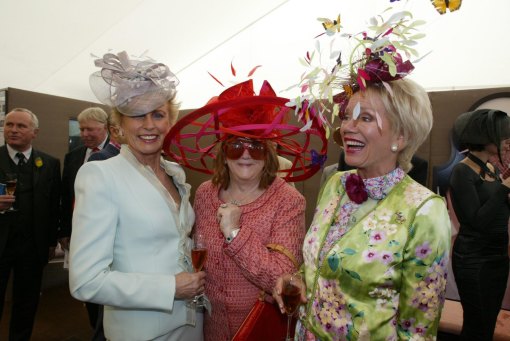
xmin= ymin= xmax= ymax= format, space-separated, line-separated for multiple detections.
xmin=391 ymin=144 xmax=398 ymax=152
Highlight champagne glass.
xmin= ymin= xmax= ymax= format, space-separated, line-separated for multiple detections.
xmin=3 ymin=173 xmax=17 ymax=212
xmin=189 ymin=232 xmax=207 ymax=308
xmin=282 ymin=273 xmax=302 ymax=341
xmin=5 ymin=173 xmax=17 ymax=196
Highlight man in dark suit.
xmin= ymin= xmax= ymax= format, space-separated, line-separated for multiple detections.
xmin=59 ymin=107 xmax=108 ymax=336
xmin=88 ymin=114 xmax=123 ymax=162
xmin=0 ymin=108 xmax=61 ymax=340
xmin=59 ymin=107 xmax=109 ymax=248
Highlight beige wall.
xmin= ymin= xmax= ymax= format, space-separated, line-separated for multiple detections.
xmin=6 ymin=86 xmax=510 ymax=226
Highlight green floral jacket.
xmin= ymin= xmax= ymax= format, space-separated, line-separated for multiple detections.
xmin=300 ymin=171 xmax=451 ymax=341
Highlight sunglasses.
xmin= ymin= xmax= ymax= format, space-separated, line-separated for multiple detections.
xmin=223 ymin=139 xmax=267 ymax=160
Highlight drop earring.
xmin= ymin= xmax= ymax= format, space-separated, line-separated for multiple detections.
xmin=391 ymin=144 xmax=398 ymax=152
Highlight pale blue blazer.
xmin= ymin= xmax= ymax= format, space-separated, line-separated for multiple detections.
xmin=69 ymin=147 xmax=197 ymax=340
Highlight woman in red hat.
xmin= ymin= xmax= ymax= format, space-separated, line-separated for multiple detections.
xmin=164 ymin=78 xmax=327 ymax=340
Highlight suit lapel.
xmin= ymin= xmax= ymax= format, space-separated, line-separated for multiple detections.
xmin=32 ymin=150 xmax=42 ymax=187
xmin=0 ymin=146 xmax=15 ymax=178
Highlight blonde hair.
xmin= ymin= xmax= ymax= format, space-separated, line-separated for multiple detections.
xmin=366 ymin=78 xmax=432 ymax=172
xmin=77 ymin=107 xmax=108 ymax=126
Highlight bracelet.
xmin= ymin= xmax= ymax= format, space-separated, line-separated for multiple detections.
xmin=225 ymin=228 xmax=240 ymax=244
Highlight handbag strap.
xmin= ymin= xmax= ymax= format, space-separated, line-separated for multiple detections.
xmin=266 ymin=243 xmax=299 ymax=269
xmin=258 ymin=243 xmax=300 ymax=301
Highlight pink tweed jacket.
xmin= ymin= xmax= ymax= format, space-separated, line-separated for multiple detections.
xmin=194 ymin=177 xmax=306 ymax=341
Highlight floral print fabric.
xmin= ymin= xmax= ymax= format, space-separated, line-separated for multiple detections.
xmin=299 ymin=170 xmax=451 ymax=341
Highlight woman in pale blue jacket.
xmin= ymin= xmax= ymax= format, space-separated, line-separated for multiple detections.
xmin=69 ymin=51 xmax=205 ymax=341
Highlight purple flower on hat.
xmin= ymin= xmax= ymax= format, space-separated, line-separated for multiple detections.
xmin=311 ymin=149 xmax=327 ymax=168
xmin=345 ymin=173 xmax=368 ymax=204
xmin=363 ymin=53 xmax=414 ymax=84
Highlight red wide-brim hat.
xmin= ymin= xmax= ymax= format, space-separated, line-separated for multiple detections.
xmin=163 ymin=79 xmax=328 ymax=182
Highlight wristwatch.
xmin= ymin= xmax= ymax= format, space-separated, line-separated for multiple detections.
xmin=225 ymin=228 xmax=240 ymax=244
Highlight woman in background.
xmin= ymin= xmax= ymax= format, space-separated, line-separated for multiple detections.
xmin=69 ymin=51 xmax=205 ymax=341
xmin=449 ymin=109 xmax=510 ymax=340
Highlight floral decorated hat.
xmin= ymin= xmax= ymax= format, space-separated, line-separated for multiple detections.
xmin=291 ymin=9 xmax=426 ymax=131
xmin=163 ymin=79 xmax=328 ymax=182
xmin=89 ymin=51 xmax=179 ymax=117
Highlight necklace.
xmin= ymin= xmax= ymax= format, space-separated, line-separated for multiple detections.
xmin=225 ymin=184 xmax=261 ymax=206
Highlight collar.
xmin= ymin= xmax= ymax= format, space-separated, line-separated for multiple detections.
xmin=6 ymin=144 xmax=32 ymax=164
xmin=87 ymin=135 xmax=109 ymax=152
xmin=120 ymin=145 xmax=187 ymax=186
xmin=341 ymin=167 xmax=405 ymax=202
xmin=110 ymin=141 xmax=121 ymax=150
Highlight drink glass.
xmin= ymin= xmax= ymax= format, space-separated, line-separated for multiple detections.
xmin=282 ymin=273 xmax=302 ymax=341
xmin=5 ymin=173 xmax=17 ymax=196
xmin=2 ymin=173 xmax=17 ymax=212
xmin=191 ymin=233 xmax=207 ymax=272
xmin=189 ymin=232 xmax=207 ymax=308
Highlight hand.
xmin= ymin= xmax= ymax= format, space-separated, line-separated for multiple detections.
xmin=217 ymin=203 xmax=242 ymax=237
xmin=175 ymin=271 xmax=206 ymax=299
xmin=273 ymin=273 xmax=307 ymax=315
xmin=58 ymin=237 xmax=70 ymax=251
xmin=502 ymin=174 xmax=510 ymax=188
xmin=0 ymin=194 xmax=15 ymax=211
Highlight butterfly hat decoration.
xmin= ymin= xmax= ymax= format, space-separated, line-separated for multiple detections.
xmin=430 ymin=0 xmax=462 ymax=15
xmin=163 ymin=64 xmax=328 ymax=182
xmin=289 ymin=8 xmax=428 ymax=134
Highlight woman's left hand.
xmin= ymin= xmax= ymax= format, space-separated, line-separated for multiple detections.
xmin=216 ymin=203 xmax=242 ymax=237
xmin=273 ymin=273 xmax=307 ymax=314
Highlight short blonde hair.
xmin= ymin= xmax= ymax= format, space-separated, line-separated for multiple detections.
xmin=366 ymin=78 xmax=432 ymax=172
xmin=77 ymin=107 xmax=108 ymax=126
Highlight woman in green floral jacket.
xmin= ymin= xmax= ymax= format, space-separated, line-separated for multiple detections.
xmin=274 ymin=76 xmax=451 ymax=340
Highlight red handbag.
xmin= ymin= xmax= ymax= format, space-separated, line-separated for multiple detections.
xmin=232 ymin=244 xmax=299 ymax=341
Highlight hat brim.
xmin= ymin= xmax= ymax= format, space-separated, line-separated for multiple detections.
xmin=163 ymin=96 xmax=328 ymax=182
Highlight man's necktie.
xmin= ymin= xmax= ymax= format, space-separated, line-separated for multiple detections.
xmin=16 ymin=152 xmax=26 ymax=166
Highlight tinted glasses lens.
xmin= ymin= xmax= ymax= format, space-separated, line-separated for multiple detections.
xmin=224 ymin=143 xmax=245 ymax=159
xmin=224 ymin=140 xmax=266 ymax=160
xmin=247 ymin=143 xmax=266 ymax=160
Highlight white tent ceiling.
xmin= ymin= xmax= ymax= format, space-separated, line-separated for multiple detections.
xmin=1 ymin=0 xmax=509 ymax=110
